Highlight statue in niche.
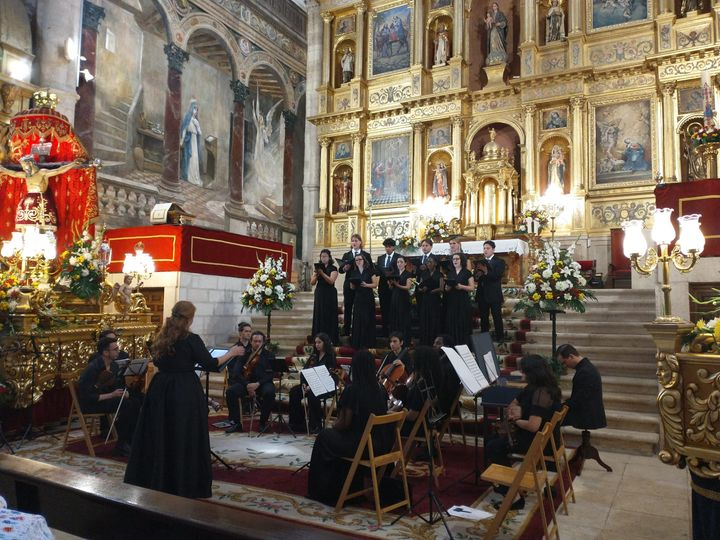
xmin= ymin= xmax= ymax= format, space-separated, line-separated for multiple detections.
xmin=681 ymin=0 xmax=703 ymax=16
xmin=341 ymin=47 xmax=355 ymax=83
xmin=180 ymin=99 xmax=202 ymax=186
xmin=335 ymin=169 xmax=352 ymax=212
xmin=545 ymin=0 xmax=566 ymax=43
xmin=547 ymin=144 xmax=566 ymax=191
xmin=484 ymin=2 xmax=508 ymax=66
xmin=432 ymin=161 xmax=449 ymax=199
xmin=434 ymin=22 xmax=450 ymax=66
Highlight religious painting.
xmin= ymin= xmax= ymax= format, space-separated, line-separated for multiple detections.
xmin=678 ymin=87 xmax=705 ymax=114
xmin=541 ymin=108 xmax=568 ymax=131
xmin=430 ymin=0 xmax=453 ymax=9
xmin=592 ymin=98 xmax=654 ymax=186
xmin=589 ymin=0 xmax=651 ymax=30
xmin=428 ymin=125 xmax=451 ymax=148
xmin=539 ymin=136 xmax=571 ymax=195
xmin=369 ymin=135 xmax=411 ymax=205
xmin=336 ymin=15 xmax=356 ymax=35
xmin=334 ymin=140 xmax=352 ymax=160
xmin=370 ymin=4 xmax=412 ymax=77
xmin=427 ymin=151 xmax=451 ymax=200
xmin=332 ymin=164 xmax=353 ymax=213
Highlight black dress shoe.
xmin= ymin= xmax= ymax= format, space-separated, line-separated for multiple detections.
xmin=494 ymin=497 xmax=525 ymax=511
xmin=113 ymin=441 xmax=131 ymax=457
xmin=225 ymin=422 xmax=243 ymax=434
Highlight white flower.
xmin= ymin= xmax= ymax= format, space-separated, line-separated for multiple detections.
xmin=8 ymin=300 xmax=17 ymax=312
xmin=264 ymin=287 xmax=273 ymax=296
xmin=540 ymin=282 xmax=552 ymax=292
xmin=81 ymin=268 xmax=89 ymax=277
xmin=69 ymin=256 xmax=78 ymax=266
xmin=526 ymin=283 xmax=536 ymax=293
xmin=564 ymin=293 xmax=573 ymax=301
xmin=275 ymin=285 xmax=283 ymax=293
xmin=287 ymin=283 xmax=295 ymax=291
xmin=707 ymin=318 xmax=719 ymax=330
xmin=247 ymin=286 xmax=255 ymax=295
xmin=542 ymin=269 xmax=552 ymax=279
xmin=277 ymin=292 xmax=285 ymax=301
xmin=254 ymin=294 xmax=262 ymax=302
xmin=578 ymin=276 xmax=587 ymax=286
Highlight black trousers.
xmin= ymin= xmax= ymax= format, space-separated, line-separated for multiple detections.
xmin=225 ymin=381 xmax=275 ymax=424
xmin=479 ymin=298 xmax=504 ymax=340
xmin=288 ymin=384 xmax=324 ymax=431
xmin=81 ymin=393 xmax=142 ymax=445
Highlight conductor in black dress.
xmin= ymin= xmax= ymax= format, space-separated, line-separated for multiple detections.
xmin=475 ymin=240 xmax=506 ymax=341
xmin=376 ymin=238 xmax=399 ymax=336
xmin=124 ymin=301 xmax=243 ymax=498
xmin=339 ymin=233 xmax=371 ymax=336
xmin=225 ymin=331 xmax=276 ymax=433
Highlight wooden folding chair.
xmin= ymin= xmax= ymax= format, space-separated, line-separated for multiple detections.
xmin=546 ymin=405 xmax=576 ymax=515
xmin=335 ymin=410 xmax=411 ymax=525
xmin=62 ymin=381 xmax=118 ymax=458
xmin=481 ymin=424 xmax=559 ymax=540
xmin=391 ymin=400 xmax=445 ymax=487
xmin=438 ymin=386 xmax=467 ymax=446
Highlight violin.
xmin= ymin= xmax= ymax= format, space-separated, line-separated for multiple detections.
xmin=243 ymin=345 xmax=263 ymax=380
xmin=95 ymin=369 xmax=117 ymax=393
xmin=378 ymin=350 xmax=411 ymax=406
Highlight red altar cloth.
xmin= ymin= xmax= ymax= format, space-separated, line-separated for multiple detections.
xmin=0 ymin=107 xmax=98 ymax=251
xmin=655 ymin=179 xmax=720 ymax=257
xmin=105 ymin=225 xmax=293 ymax=279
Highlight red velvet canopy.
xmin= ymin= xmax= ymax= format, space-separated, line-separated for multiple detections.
xmin=0 ymin=107 xmax=98 ymax=252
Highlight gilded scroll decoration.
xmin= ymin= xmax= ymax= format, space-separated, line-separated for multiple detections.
xmin=591 ymin=201 xmax=655 ymax=226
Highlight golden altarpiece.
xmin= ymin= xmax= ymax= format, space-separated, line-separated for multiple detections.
xmin=310 ymin=0 xmax=720 ymax=274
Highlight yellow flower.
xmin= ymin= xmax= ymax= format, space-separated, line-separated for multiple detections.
xmin=288 ymin=293 xmax=294 ymax=299
xmin=77 ymin=256 xmax=85 ymax=264
xmin=715 ymin=323 xmax=720 ymax=342
xmin=532 ymin=292 xmax=541 ymax=301
xmin=264 ymin=298 xmax=272 ymax=305
xmin=266 ymin=279 xmax=272 ymax=286
xmin=270 ymin=269 xmax=277 ymax=276
xmin=538 ymin=262 xmax=546 ymax=269
xmin=545 ymin=292 xmax=554 ymax=300
xmin=578 ymin=293 xmax=585 ymax=300
xmin=552 ymin=273 xmax=561 ymax=280
xmin=697 ymin=319 xmax=706 ymax=330
xmin=556 ymin=261 xmax=564 ymax=268
xmin=248 ymin=300 xmax=254 ymax=305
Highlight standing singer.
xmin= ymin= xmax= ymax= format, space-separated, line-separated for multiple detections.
xmin=475 ymin=240 xmax=506 ymax=342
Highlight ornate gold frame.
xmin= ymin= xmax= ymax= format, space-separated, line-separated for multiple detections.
xmin=368 ymin=0 xmax=415 ymax=79
xmin=585 ymin=0 xmax=655 ymax=33
xmin=365 ymin=131 xmax=413 ymax=209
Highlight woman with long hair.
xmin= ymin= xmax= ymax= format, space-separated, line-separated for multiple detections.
xmin=349 ymin=253 xmax=378 ymax=349
xmin=485 ymin=354 xmax=561 ymax=510
xmin=124 ymin=301 xmax=243 ymax=498
xmin=388 ymin=255 xmax=413 ymax=343
xmin=311 ymin=249 xmax=339 ymax=343
xmin=288 ymin=332 xmax=337 ymax=433
xmin=417 ymin=255 xmax=442 ymax=346
xmin=307 ymin=349 xmax=389 ymax=505
xmin=443 ymin=253 xmax=475 ymax=345
xmin=393 ymin=346 xmax=444 ymax=436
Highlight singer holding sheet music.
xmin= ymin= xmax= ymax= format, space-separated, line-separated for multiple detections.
xmin=307 ymin=350 xmax=390 ymax=505
xmin=443 ymin=253 xmax=475 ymax=345
xmin=311 ymin=249 xmax=339 ymax=343
xmin=124 ymin=301 xmax=243 ymax=499
xmin=288 ymin=333 xmax=337 ymax=433
xmin=417 ymin=255 xmax=442 ymax=346
xmin=339 ymin=234 xmax=371 ymax=336
xmin=349 ymin=253 xmax=378 ymax=349
xmin=388 ymin=255 xmax=413 ymax=342
xmin=78 ymin=336 xmax=142 ymax=457
xmin=484 ymin=355 xmax=561 ymax=510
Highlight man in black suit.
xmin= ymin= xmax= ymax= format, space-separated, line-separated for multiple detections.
xmin=376 ymin=237 xmax=399 ymax=336
xmin=475 ymin=240 xmax=506 ymax=341
xmin=338 ymin=233 xmax=371 ymax=336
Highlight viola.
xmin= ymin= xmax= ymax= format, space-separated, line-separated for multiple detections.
xmin=95 ymin=369 xmax=116 ymax=393
xmin=243 ymin=345 xmax=263 ymax=380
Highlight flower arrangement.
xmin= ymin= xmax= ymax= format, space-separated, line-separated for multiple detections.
xmin=682 ymin=317 xmax=720 ymax=354
xmin=241 ymin=256 xmax=295 ymax=316
xmin=396 ymin=235 xmax=417 ymax=249
xmin=0 ymin=272 xmax=23 ymax=314
xmin=58 ymin=232 xmax=104 ymax=300
xmin=517 ymin=209 xmax=549 ymax=235
xmin=514 ymin=240 xmax=597 ymax=319
xmin=421 ymin=216 xmax=450 ymax=240
xmin=690 ymin=125 xmax=720 ymax=146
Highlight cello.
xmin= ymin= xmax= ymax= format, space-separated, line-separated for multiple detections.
xmin=377 ymin=348 xmax=411 ymax=407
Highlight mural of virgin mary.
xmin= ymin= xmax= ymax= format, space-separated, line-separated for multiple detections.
xmin=180 ymin=99 xmax=203 ymax=186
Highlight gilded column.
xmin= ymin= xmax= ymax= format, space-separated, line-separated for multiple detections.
xmin=162 ymin=43 xmax=189 ymax=192
xmin=318 ymin=138 xmax=331 ymax=212
xmin=354 ymin=3 xmax=366 ymax=80
xmin=523 ymin=104 xmax=538 ymax=195
xmin=74 ymin=1 xmax=105 ymax=154
xmin=321 ymin=12 xmax=334 ymax=86
xmin=570 ymin=96 xmax=586 ymax=192
xmin=451 ymin=116 xmax=464 ymax=202
xmin=226 ymin=80 xmax=250 ymax=216
xmin=452 ymin=0 xmax=463 ymax=59
xmin=658 ymin=0 xmax=673 ymax=13
xmin=661 ymin=82 xmax=677 ymax=179
xmin=523 ymin=0 xmax=538 ymax=43
xmin=414 ymin=1 xmax=425 ymax=65
xmin=351 ymin=133 xmax=364 ymax=210
xmin=570 ymin=0 xmax=584 ymax=33
xmin=282 ymin=110 xmax=297 ymax=224
xmin=413 ymin=123 xmax=426 ymax=205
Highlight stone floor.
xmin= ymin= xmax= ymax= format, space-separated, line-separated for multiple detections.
xmin=557 ymin=451 xmax=691 ymax=539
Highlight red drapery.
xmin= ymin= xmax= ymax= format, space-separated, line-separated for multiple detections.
xmin=0 ymin=108 xmax=98 ymax=252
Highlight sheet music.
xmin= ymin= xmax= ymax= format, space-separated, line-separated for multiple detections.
xmin=483 ymin=351 xmax=499 ymax=382
xmin=456 ymin=345 xmax=491 ymax=389
xmin=442 ymin=347 xmax=487 ymax=396
xmin=210 ymin=348 xmax=228 ymax=359
xmin=301 ymin=365 xmax=336 ymax=397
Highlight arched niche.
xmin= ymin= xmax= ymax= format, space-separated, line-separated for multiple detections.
xmin=539 ymin=0 xmax=567 ymax=46
xmin=331 ymin=163 xmax=353 ymax=214
xmin=677 ymin=115 xmax=705 ymax=181
xmin=427 ymin=13 xmax=452 ymax=68
xmin=479 ymin=176 xmax=500 ymax=224
xmin=334 ymin=38 xmax=356 ymax=89
xmin=426 ymin=149 xmax=452 ymax=199
xmin=539 ymin=134 xmax=571 ymax=195
xmin=468 ymin=122 xmax=521 ymax=169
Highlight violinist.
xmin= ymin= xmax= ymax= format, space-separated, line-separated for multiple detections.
xmin=378 ymin=331 xmax=412 ymax=377
xmin=224 ymin=331 xmax=276 ymax=433
xmin=288 ymin=333 xmax=337 ymax=433
xmin=86 ymin=329 xmax=129 ymax=364
xmin=77 ymin=336 xmax=142 ymax=457
xmin=228 ymin=322 xmax=252 ymax=373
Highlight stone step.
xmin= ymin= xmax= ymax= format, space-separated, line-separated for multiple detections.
xmin=96 ymin=110 xmax=126 ymax=130
xmin=603 ymin=410 xmax=659 ymax=434
xmin=94 ymin=116 xmax=126 ymax=139
xmin=529 ymin=320 xmax=652 ymax=335
xmin=93 ymin=142 xmax=126 ymax=162
xmin=95 ymin=128 xmax=127 ymax=150
xmin=519 ymin=343 xmax=657 ymax=360
xmin=563 ymin=426 xmax=659 ymax=456
xmin=523 ymin=331 xmax=655 ymax=348
xmin=558 ymin=310 xmax=655 ymax=322
xmin=560 ymin=374 xmax=656 ymax=396
xmin=602 ymin=391 xmax=657 ymax=414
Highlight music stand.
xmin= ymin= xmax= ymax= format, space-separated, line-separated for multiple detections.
xmin=258 ymin=356 xmax=296 ymax=437
xmin=105 ymin=359 xmax=149 ymax=445
xmin=15 ymin=335 xmax=56 ymax=450
xmin=196 ymin=362 xmax=234 ymax=470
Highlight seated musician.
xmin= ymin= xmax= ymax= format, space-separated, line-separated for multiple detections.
xmin=288 ymin=332 xmax=337 ymax=433
xmin=484 ymin=354 xmax=561 ymax=510
xmin=87 ymin=329 xmax=129 ymax=364
xmin=378 ymin=331 xmax=413 ymax=379
xmin=224 ymin=331 xmax=275 ymax=433
xmin=77 ymin=336 xmax=143 ymax=456
xmin=307 ymin=350 xmax=390 ymax=505
xmin=228 ymin=322 xmax=252 ymax=373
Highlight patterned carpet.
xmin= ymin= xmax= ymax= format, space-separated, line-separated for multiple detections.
xmin=11 ymin=423 xmax=546 ymax=539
